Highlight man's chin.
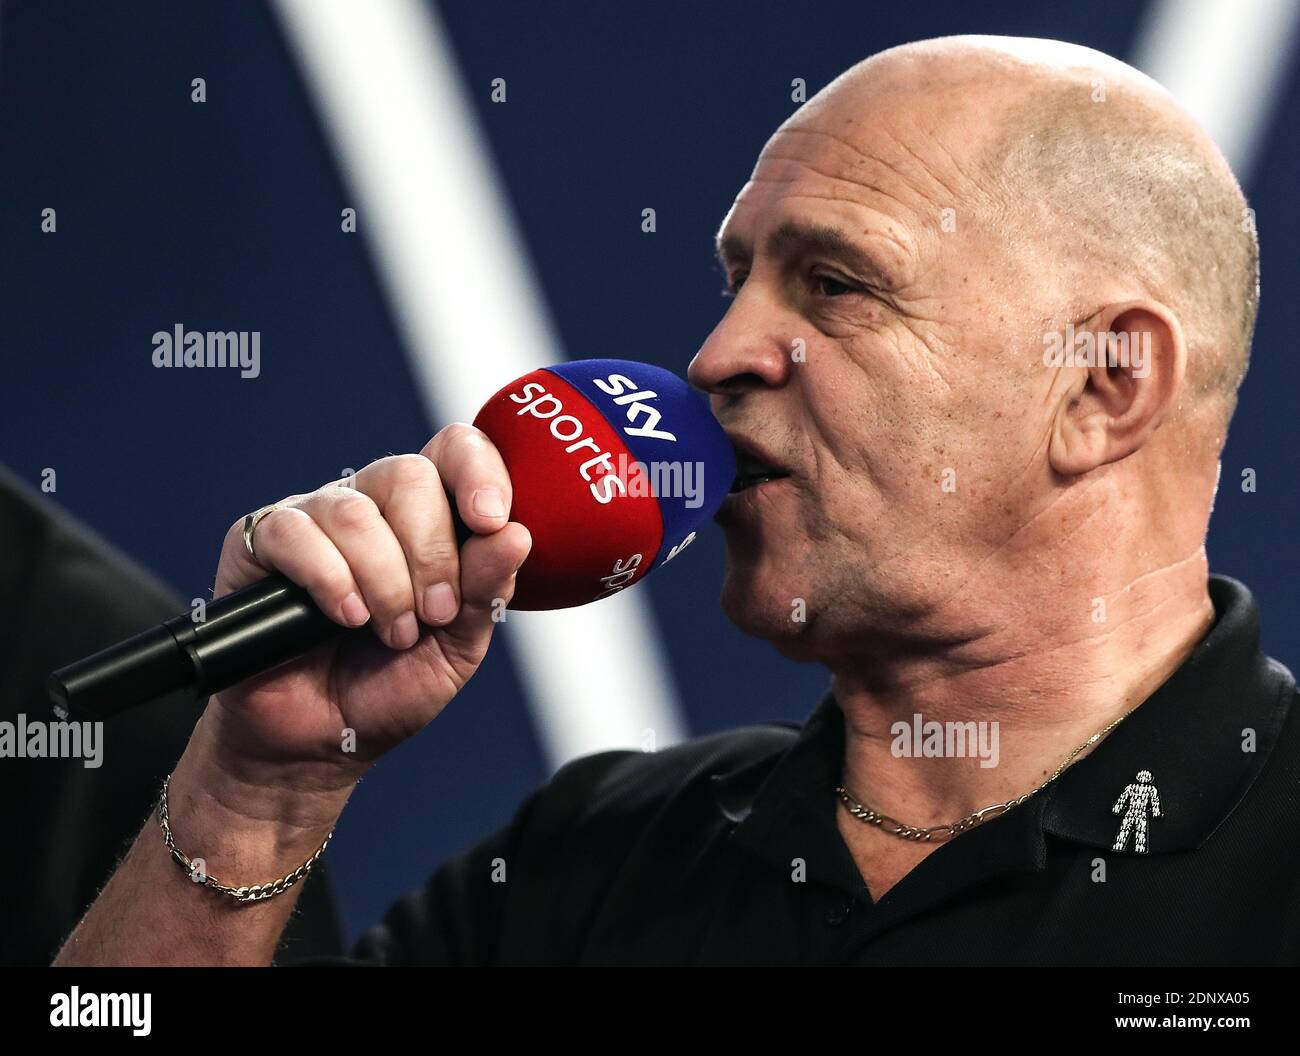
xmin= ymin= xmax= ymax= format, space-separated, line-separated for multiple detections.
xmin=719 ymin=569 xmax=816 ymax=657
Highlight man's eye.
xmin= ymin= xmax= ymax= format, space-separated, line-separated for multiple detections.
xmin=814 ymin=272 xmax=855 ymax=298
xmin=723 ymin=271 xmax=748 ymax=297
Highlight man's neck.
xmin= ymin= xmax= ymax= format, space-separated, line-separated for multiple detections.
xmin=830 ymin=552 xmax=1216 ymax=827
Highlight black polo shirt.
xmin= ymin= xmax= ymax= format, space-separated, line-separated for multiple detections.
xmin=326 ymin=574 xmax=1298 ymax=966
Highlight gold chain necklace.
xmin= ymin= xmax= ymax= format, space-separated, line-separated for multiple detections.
xmin=834 ymin=709 xmax=1134 ymax=842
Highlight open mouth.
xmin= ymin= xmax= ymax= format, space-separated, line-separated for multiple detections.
xmin=729 ymin=448 xmax=791 ymax=494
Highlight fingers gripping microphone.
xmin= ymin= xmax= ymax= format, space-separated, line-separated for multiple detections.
xmin=49 ymin=360 xmax=736 ymax=719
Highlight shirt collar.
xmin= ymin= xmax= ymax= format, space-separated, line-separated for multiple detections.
xmin=1040 ymin=574 xmax=1293 ymax=852
xmin=712 ymin=575 xmax=1294 ymax=872
xmin=710 ymin=688 xmax=862 ymax=891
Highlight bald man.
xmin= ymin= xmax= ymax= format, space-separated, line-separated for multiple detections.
xmin=57 ymin=37 xmax=1296 ymax=967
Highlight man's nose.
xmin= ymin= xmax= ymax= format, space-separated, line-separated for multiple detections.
xmin=687 ymin=294 xmax=793 ymax=397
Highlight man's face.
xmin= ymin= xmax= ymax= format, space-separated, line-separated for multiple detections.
xmin=689 ymin=85 xmax=1059 ymax=662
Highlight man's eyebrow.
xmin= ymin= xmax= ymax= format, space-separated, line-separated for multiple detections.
xmin=714 ymin=221 xmax=896 ymax=288
xmin=768 ymin=221 xmax=896 ymax=287
xmin=716 ymin=232 xmax=747 ymax=271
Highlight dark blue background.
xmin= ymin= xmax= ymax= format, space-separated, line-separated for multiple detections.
xmin=1 ymin=0 xmax=1294 ymax=942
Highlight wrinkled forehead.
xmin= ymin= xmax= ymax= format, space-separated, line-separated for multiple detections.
xmin=717 ymin=89 xmax=999 ymax=286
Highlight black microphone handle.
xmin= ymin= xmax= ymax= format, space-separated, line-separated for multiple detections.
xmin=49 ymin=503 xmax=472 ymax=721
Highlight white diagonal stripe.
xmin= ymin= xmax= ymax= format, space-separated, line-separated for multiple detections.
xmin=273 ymin=0 xmax=686 ymax=766
xmin=1132 ymin=0 xmax=1300 ymax=178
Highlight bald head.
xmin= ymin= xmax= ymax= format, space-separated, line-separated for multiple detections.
xmin=693 ymin=34 xmax=1250 ymax=656
xmin=804 ymin=36 xmax=1259 ymax=432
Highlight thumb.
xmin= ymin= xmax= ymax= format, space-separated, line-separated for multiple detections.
xmin=435 ymin=522 xmax=532 ymax=673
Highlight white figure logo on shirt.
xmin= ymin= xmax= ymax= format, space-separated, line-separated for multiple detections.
xmin=1111 ymin=769 xmax=1162 ymax=854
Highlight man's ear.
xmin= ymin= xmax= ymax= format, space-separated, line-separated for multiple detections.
xmin=1048 ymin=301 xmax=1186 ymax=477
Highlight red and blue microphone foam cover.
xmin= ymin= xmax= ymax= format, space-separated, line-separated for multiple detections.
xmin=472 ymin=358 xmax=736 ymax=610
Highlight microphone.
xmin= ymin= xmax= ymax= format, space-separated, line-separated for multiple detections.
xmin=48 ymin=359 xmax=736 ymax=720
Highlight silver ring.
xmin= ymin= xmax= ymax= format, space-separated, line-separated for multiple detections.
xmin=242 ymin=504 xmax=280 ymax=565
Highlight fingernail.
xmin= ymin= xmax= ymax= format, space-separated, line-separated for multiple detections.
xmin=341 ymin=592 xmax=370 ymax=626
xmin=424 ymin=581 xmax=458 ymax=624
xmin=391 ymin=611 xmax=419 ymax=649
xmin=472 ymin=487 xmax=506 ymax=519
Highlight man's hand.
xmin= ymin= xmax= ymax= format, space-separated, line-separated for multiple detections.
xmin=204 ymin=423 xmax=531 ymax=788
xmin=55 ymin=424 xmax=529 ymax=966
